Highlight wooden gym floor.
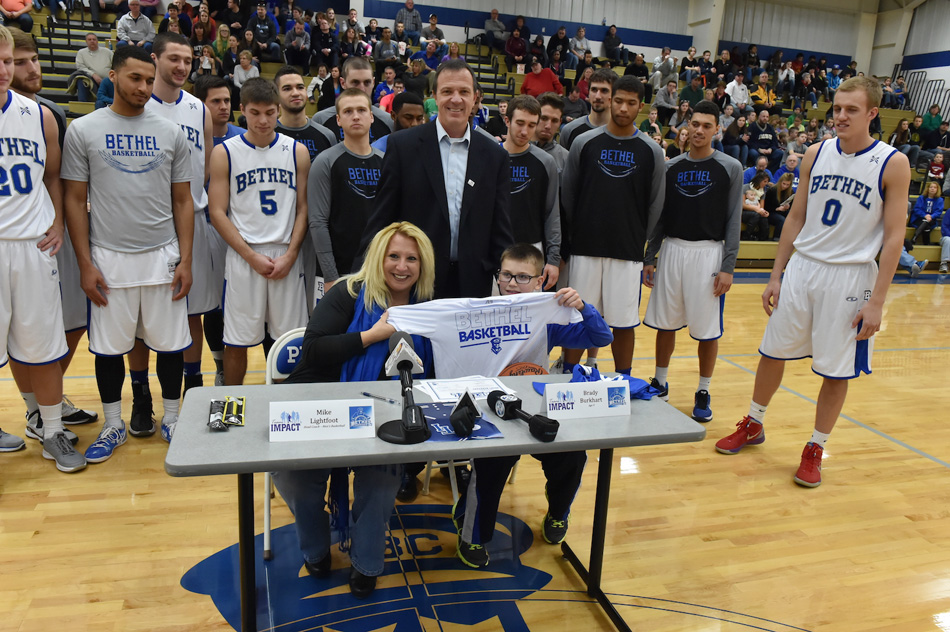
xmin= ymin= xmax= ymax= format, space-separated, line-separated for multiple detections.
xmin=0 ymin=274 xmax=948 ymax=632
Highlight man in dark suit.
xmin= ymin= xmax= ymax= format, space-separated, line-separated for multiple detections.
xmin=363 ymin=59 xmax=513 ymax=299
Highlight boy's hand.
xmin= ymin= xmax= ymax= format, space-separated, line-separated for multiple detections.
xmin=555 ymin=287 xmax=584 ymax=311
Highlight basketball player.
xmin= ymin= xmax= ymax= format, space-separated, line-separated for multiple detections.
xmin=559 ymin=68 xmax=616 ymax=150
xmin=9 ymin=28 xmax=98 ymax=439
xmin=194 ymin=74 xmax=243 ymax=386
xmin=532 ymin=91 xmax=569 ymax=173
xmin=560 ymin=75 xmax=665 ymax=377
xmin=0 ymin=25 xmax=85 ymax=471
xmin=312 ymin=57 xmax=393 ymax=143
xmin=371 ymin=91 xmax=426 ymax=153
xmin=502 ymin=95 xmax=560 ymax=289
xmin=714 ymin=77 xmax=910 ymax=488
xmin=309 ymin=88 xmax=383 ymax=292
xmin=208 ymin=78 xmax=310 ymax=385
xmin=643 ymin=100 xmax=743 ymax=422
xmin=143 ymin=32 xmax=214 ymax=415
xmin=62 ymin=45 xmax=194 ymax=461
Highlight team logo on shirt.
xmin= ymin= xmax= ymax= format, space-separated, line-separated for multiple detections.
xmin=346 ymin=166 xmax=381 ymax=199
xmin=19 ymin=107 xmax=31 ymax=116
xmin=456 ymin=306 xmax=533 ymax=351
xmin=0 ymin=137 xmax=46 ymax=166
xmin=510 ymin=164 xmax=533 ymax=194
xmin=673 ymin=169 xmax=715 ymax=197
xmin=597 ymin=148 xmax=637 ymax=178
xmin=99 ymin=134 xmax=166 ymax=174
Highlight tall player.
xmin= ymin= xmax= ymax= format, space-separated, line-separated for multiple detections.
xmin=312 ymin=57 xmax=393 ymax=144
xmin=9 ymin=28 xmax=98 ymax=441
xmin=0 ymin=25 xmax=85 ymax=471
xmin=714 ymin=77 xmax=909 ymax=488
xmin=208 ymin=78 xmax=310 ymax=385
xmin=643 ymin=100 xmax=743 ymax=422
xmin=143 ymin=32 xmax=215 ymax=419
xmin=560 ymin=75 xmax=665 ymax=377
xmin=559 ymin=68 xmax=616 ymax=150
xmin=62 ymin=45 xmax=194 ymax=462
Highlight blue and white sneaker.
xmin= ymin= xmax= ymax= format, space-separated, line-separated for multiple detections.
xmin=161 ymin=418 xmax=177 ymax=443
xmin=649 ymin=377 xmax=669 ymax=402
xmin=692 ymin=390 xmax=713 ymax=422
xmin=84 ymin=425 xmax=127 ymax=463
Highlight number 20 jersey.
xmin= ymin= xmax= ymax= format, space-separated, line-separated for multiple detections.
xmin=794 ymin=139 xmax=898 ymax=265
xmin=222 ymin=133 xmax=299 ymax=245
xmin=0 ymin=91 xmax=54 ymax=240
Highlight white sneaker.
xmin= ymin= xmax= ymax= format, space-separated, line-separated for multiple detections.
xmin=24 ymin=410 xmax=79 ymax=445
xmin=161 ymin=418 xmax=178 ymax=443
xmin=214 ymin=370 xmax=225 ymax=386
xmin=939 ymin=261 xmax=948 ymax=274
xmin=584 ymin=358 xmax=598 ymax=370
xmin=62 ymin=396 xmax=99 ymax=425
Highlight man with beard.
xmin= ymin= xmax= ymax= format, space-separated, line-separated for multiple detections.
xmin=560 ymin=75 xmax=665 ymax=377
xmin=372 ymin=90 xmax=426 ymax=153
xmin=62 ymin=45 xmax=194 ymax=464
xmin=9 ymin=29 xmax=99 ymax=443
xmin=559 ymin=68 xmax=615 ymax=149
xmin=144 ymin=33 xmax=214 ymax=438
xmin=532 ymin=91 xmax=568 ymax=173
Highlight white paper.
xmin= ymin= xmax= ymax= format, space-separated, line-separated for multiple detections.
xmin=414 ymin=376 xmax=515 ymax=403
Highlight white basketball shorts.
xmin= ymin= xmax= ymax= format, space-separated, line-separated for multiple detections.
xmin=569 ymin=255 xmax=643 ymax=328
xmin=56 ymin=228 xmax=87 ymax=332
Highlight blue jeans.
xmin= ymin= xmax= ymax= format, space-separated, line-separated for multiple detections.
xmin=724 ymin=143 xmax=748 ymax=166
xmin=898 ymin=247 xmax=919 ymax=272
xmin=77 ymin=79 xmax=97 ymax=102
xmin=405 ymin=30 xmax=420 ymax=46
xmin=272 ymin=464 xmax=401 ymax=576
xmin=679 ymin=69 xmax=698 ymax=84
xmin=116 ymin=40 xmax=153 ymax=53
xmin=795 ymin=92 xmax=818 ymax=109
xmin=564 ymin=50 xmax=578 ymax=70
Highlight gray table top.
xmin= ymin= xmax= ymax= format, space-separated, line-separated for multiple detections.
xmin=165 ymin=375 xmax=706 ymax=477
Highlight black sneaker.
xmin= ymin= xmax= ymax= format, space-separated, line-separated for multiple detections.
xmin=692 ymin=390 xmax=713 ymax=422
xmin=61 ymin=396 xmax=99 ymax=425
xmin=457 ymin=538 xmax=489 ymax=568
xmin=304 ymin=551 xmax=331 ymax=578
xmin=129 ymin=399 xmax=156 ymax=437
xmin=541 ymin=513 xmax=569 ymax=544
xmin=183 ymin=374 xmax=203 ymax=393
xmin=649 ymin=377 xmax=669 ymax=402
xmin=24 ymin=410 xmax=79 ymax=445
xmin=348 ymin=568 xmax=377 ymax=599
xmin=395 ymin=471 xmax=419 ymax=503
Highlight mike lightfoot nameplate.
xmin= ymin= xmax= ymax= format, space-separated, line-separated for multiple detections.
xmin=268 ymin=399 xmax=377 ymax=442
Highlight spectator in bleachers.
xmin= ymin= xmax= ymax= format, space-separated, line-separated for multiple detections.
xmin=792 ymin=72 xmax=819 ymax=110
xmin=420 ymin=13 xmax=447 ymax=58
xmin=195 ymin=6 xmax=217 ymax=38
xmin=222 ymin=33 xmax=240 ymax=78
xmin=529 ymin=35 xmax=547 ymax=67
xmin=786 ymin=129 xmax=807 ymax=165
xmin=680 ymin=74 xmax=703 ymax=107
xmin=232 ymin=49 xmax=259 ymax=89
xmin=411 ymin=40 xmax=441 ymax=71
xmin=650 ymin=47 xmax=678 ymax=94
xmin=880 ymin=76 xmax=899 ymax=108
xmin=395 ymin=0 xmax=422 ymax=46
xmin=719 ymin=102 xmax=734 ymax=132
xmin=316 ymin=65 xmax=341 ymax=108
xmin=747 ymin=109 xmax=783 ymax=170
xmin=392 ymin=22 xmax=410 ymax=60
xmin=711 ymin=80 xmax=730 ymax=112
xmin=504 ymin=28 xmax=528 ymax=72
xmin=922 ymin=104 xmax=943 ymax=133
xmin=790 ymin=52 xmax=804 ymax=74
xmin=190 ymin=23 xmax=213 ymax=60
xmin=363 ymin=18 xmax=380 ymax=46
xmin=725 ymin=72 xmax=752 ymax=116
xmin=340 ymin=26 xmax=369 ymax=63
xmin=164 ymin=0 xmax=193 ymax=32
xmin=640 ymin=105 xmax=662 ymax=136
xmin=745 ymin=44 xmax=760 ymax=79
xmin=116 ymin=0 xmax=156 ymax=52
xmin=603 ymin=25 xmax=629 ymax=66
xmin=713 ymin=49 xmax=734 ymax=84
xmin=521 ymin=56 xmax=563 ymax=97
xmin=679 ymin=47 xmax=700 ymax=84
xmin=666 ymin=99 xmax=692 ymax=139
xmin=219 ymin=0 xmax=245 ymax=33
xmin=768 ymin=49 xmax=784 ymax=76
xmin=401 ymin=58 xmax=429 ymax=99
xmin=377 ymin=76 xmax=403 ymax=113
xmin=511 ymin=15 xmax=532 ymax=44
xmin=575 ymin=66 xmax=593 ymax=100
xmin=284 ymin=7 xmax=309 ymax=35
xmin=826 ymin=64 xmax=841 ymax=100
xmin=548 ymin=50 xmax=571 ymax=93
xmin=75 ymin=32 xmax=113 ymax=103
xmin=893 ymin=75 xmax=907 ymax=108
xmin=561 ymin=84 xmax=588 ymax=123
xmin=324 ymin=7 xmax=339 ymax=36
xmin=666 ymin=126 xmax=689 ymax=160
xmin=750 ymin=70 xmax=781 ymax=116
xmin=654 ymin=79 xmax=678 ymax=125
xmin=483 ymin=98 xmax=508 ymax=140
xmin=307 ymin=63 xmax=329 ymax=102
xmin=95 ymin=75 xmax=113 ymax=108
xmin=248 ymin=1 xmax=281 ymax=61
xmin=159 ymin=3 xmax=190 ymax=37
xmin=575 ymin=50 xmax=600 ymax=79
xmin=699 ymin=49 xmax=714 ymax=82
xmin=483 ymin=9 xmax=507 ymax=51
xmin=813 ymin=69 xmax=829 ymax=102
xmin=213 ymin=24 xmax=232 ymax=59
xmin=1 ymin=0 xmax=33 ymax=31
xmin=311 ymin=15 xmax=338 ymax=70
xmin=546 ymin=26 xmax=576 ymax=69
xmin=909 ymin=115 xmax=934 ymax=166
xmin=193 ymin=44 xmax=223 ymax=81
xmin=343 ymin=8 xmax=364 ymax=37
xmin=933 ymin=120 xmax=950 ymax=163
xmin=374 ymin=66 xmax=396 ymax=104
xmin=819 ymin=116 xmax=835 ymax=140
xmin=771 ymin=153 xmax=799 ymax=189
xmin=284 ymin=19 xmax=310 ymax=72
xmin=762 ymin=171 xmax=793 ymax=239
xmin=623 ymin=53 xmax=653 ymax=102
xmin=741 ymin=172 xmax=770 ymax=240
xmin=775 ymin=61 xmax=794 ymax=103
xmin=441 ymin=42 xmax=464 ymax=64
xmin=237 ymin=28 xmax=259 ymax=63
xmin=373 ymin=27 xmax=402 ymax=81
xmin=569 ymin=26 xmax=590 ymax=63
xmin=909 ymin=181 xmax=944 ymax=245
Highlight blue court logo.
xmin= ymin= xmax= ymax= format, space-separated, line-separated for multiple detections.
xmin=349 ymin=405 xmax=372 ymax=429
xmin=180 ymin=504 xmax=552 ymax=631
xmin=607 ymin=387 xmax=627 ymax=407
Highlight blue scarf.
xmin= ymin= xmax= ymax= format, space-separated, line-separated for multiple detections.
xmin=331 ymin=285 xmax=432 ymax=551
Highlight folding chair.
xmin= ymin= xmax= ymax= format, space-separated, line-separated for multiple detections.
xmin=263 ymin=327 xmax=306 ymax=561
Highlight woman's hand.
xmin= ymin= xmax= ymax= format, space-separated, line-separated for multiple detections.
xmin=361 ymin=311 xmax=396 ymax=347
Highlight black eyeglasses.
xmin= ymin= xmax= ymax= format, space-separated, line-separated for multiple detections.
xmin=497 ymin=271 xmax=541 ymax=285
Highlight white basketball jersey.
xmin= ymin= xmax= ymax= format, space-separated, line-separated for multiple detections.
xmin=223 ymin=133 xmax=299 ymax=245
xmin=794 ymin=139 xmax=898 ymax=264
xmin=0 ymin=91 xmax=55 ymax=240
xmin=146 ymin=91 xmax=209 ymax=211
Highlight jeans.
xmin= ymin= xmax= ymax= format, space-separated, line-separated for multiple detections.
xmin=768 ymin=211 xmax=786 ymax=239
xmin=116 ymin=40 xmax=153 ymax=53
xmin=941 ymin=235 xmax=950 ymax=264
xmin=564 ymin=51 xmax=578 ymax=70
xmin=272 ymin=463 xmax=401 ymax=576
xmin=795 ymin=93 xmax=818 ymax=109
xmin=405 ymin=30 xmax=420 ymax=46
xmin=77 ymin=78 xmax=98 ymax=102
xmin=748 ymin=148 xmax=784 ymax=172
xmin=724 ymin=143 xmax=748 ymax=166
xmin=898 ymin=247 xmax=919 ymax=272
xmin=483 ymin=30 xmax=505 ymax=50
xmin=609 ymin=47 xmax=630 ymax=65
xmin=679 ymin=69 xmax=698 ymax=84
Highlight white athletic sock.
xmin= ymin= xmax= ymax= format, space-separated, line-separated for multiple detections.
xmin=38 ymin=403 xmax=63 ymax=436
xmin=21 ymin=392 xmax=38 ymax=415
xmin=654 ymin=366 xmax=669 ymax=385
xmin=162 ymin=398 xmax=180 ymax=424
xmin=210 ymin=350 xmax=223 ymax=361
xmin=697 ymin=376 xmax=712 ymax=393
xmin=749 ymin=401 xmax=767 ymax=424
xmin=809 ymin=430 xmax=831 ymax=448
xmin=102 ymin=401 xmax=124 ymax=429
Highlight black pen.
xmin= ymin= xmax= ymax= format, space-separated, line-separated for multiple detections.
xmin=361 ymin=392 xmax=397 ymax=405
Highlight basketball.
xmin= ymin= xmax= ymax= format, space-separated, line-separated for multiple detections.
xmin=499 ymin=362 xmax=548 ymax=376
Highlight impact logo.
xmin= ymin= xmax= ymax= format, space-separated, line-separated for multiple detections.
xmin=98 ymin=134 xmax=166 ymax=174
xmin=607 ymin=387 xmax=627 ymax=408
xmin=549 ymin=390 xmax=575 ymax=412
xmin=273 ymin=410 xmax=301 ymax=432
xmin=597 ymin=147 xmax=638 ymax=178
xmin=674 ymin=169 xmax=715 ymax=197
xmin=180 ymin=504 xmax=552 ymax=631
xmin=456 ymin=306 xmax=532 ymax=352
xmin=349 ymin=405 xmax=372 ymax=429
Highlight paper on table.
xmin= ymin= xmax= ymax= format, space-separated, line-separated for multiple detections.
xmin=414 ymin=376 xmax=515 ymax=403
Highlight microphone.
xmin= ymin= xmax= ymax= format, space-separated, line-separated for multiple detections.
xmin=449 ymin=389 xmax=478 ymax=438
xmin=377 ymin=333 xmax=430 ymax=444
xmin=487 ymin=390 xmax=559 ymax=442
xmin=385 ymin=332 xmax=424 ymax=378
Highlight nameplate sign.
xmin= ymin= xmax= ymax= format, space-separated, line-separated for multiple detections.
xmin=269 ymin=399 xmax=376 ymax=442
xmin=543 ymin=381 xmax=630 ymax=419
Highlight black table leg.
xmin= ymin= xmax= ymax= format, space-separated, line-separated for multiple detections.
xmin=561 ymin=448 xmax=631 ymax=632
xmin=238 ymin=472 xmax=257 ymax=632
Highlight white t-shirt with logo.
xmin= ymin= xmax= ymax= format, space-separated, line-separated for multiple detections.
xmin=387 ymin=293 xmax=582 ymax=378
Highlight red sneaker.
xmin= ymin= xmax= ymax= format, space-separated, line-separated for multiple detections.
xmin=793 ymin=442 xmax=823 ymax=487
xmin=715 ymin=416 xmax=765 ymax=454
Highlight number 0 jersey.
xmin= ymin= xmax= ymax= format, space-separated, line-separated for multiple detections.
xmin=222 ymin=133 xmax=299 ymax=245
xmin=794 ymin=139 xmax=898 ymax=264
xmin=0 ymin=91 xmax=54 ymax=240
